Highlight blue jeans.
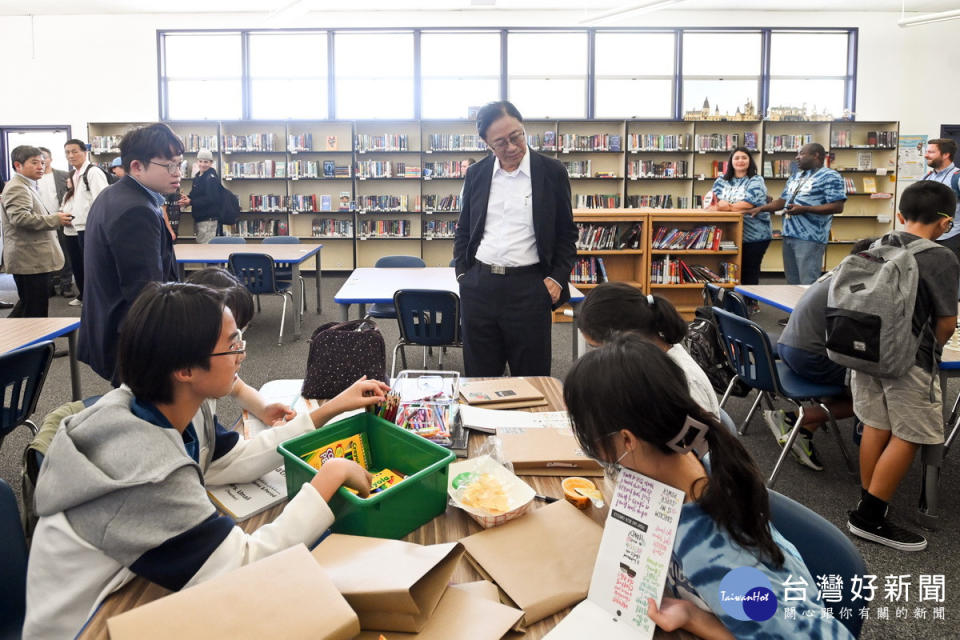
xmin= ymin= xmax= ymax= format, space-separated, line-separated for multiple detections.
xmin=782 ymin=237 xmax=825 ymax=284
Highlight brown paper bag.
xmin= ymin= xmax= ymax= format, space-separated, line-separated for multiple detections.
xmin=499 ymin=427 xmax=603 ymax=476
xmin=459 ymin=500 xmax=603 ymax=626
xmin=310 ymin=534 xmax=464 ymax=632
xmin=107 ymin=545 xmax=359 ymax=640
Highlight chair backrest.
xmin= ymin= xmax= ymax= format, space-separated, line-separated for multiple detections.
xmin=375 ymin=255 xmax=426 ymax=268
xmin=261 ymin=236 xmax=300 ymax=244
xmin=448 ymin=258 xmax=456 ymax=268
xmin=703 ymin=283 xmax=723 ymax=307
xmin=0 ymin=478 xmax=28 ymax=638
xmin=393 ymin=290 xmax=460 ymax=347
xmin=721 ymin=289 xmax=750 ymax=318
xmin=769 ymin=491 xmax=867 ymax=638
xmin=209 ymin=236 xmax=247 ymax=244
xmin=711 ymin=308 xmax=781 ymax=394
xmin=228 ymin=252 xmax=279 ymax=295
xmin=0 ymin=341 xmax=55 ymax=442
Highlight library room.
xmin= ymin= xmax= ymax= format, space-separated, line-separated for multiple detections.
xmin=2 ymin=2 xmax=960 ymax=639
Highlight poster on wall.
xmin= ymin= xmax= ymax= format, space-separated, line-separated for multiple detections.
xmin=898 ymin=134 xmax=929 ymax=181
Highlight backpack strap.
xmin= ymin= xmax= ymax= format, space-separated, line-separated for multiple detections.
xmin=82 ymin=165 xmax=98 ymax=192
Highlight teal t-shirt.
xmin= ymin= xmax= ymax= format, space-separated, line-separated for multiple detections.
xmin=711 ymin=175 xmax=771 ymax=243
xmin=780 ymin=167 xmax=847 ymax=244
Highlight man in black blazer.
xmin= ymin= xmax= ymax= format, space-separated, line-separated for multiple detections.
xmin=38 ymin=147 xmax=74 ymax=298
xmin=454 ymin=101 xmax=578 ymax=377
xmin=79 ymin=124 xmax=183 ymax=383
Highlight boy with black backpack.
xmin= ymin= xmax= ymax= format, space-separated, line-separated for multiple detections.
xmin=830 ymin=181 xmax=958 ymax=552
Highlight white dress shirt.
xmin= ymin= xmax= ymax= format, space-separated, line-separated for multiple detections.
xmin=474 ymin=150 xmax=539 ymax=267
xmin=67 ymin=160 xmax=108 ymax=235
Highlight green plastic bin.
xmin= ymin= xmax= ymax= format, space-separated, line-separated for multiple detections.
xmin=277 ymin=412 xmax=455 ymax=539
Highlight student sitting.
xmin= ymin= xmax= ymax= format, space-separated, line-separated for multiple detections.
xmin=564 ymin=334 xmax=854 ymax=640
xmin=24 ymin=282 xmax=389 ymax=640
xmin=764 ymin=238 xmax=874 ymax=471
xmin=577 ymin=282 xmax=720 ymax=418
xmin=847 ymin=180 xmax=959 ymax=552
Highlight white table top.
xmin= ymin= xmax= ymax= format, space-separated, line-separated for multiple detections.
xmin=334 ymin=267 xmax=585 ymax=304
xmin=174 ymin=243 xmax=322 ymax=264
xmin=0 ymin=318 xmax=80 ymax=354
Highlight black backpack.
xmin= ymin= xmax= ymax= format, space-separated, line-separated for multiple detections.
xmin=682 ymin=306 xmax=751 ymax=398
xmin=219 ymin=185 xmax=241 ymax=226
xmin=83 ymin=164 xmax=118 ymax=190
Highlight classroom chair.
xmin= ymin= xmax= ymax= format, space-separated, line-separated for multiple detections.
xmin=711 ymin=308 xmax=855 ymax=487
xmin=365 ymin=255 xmax=426 ymax=321
xmin=391 ymin=290 xmax=462 ymax=378
xmin=228 ymin=253 xmax=295 ymax=346
xmin=448 ymin=258 xmax=456 ymax=267
xmin=209 ymin=236 xmax=247 ymax=244
xmin=261 ymin=236 xmax=306 ymax=314
xmin=703 ymin=282 xmax=749 ymax=318
xmin=769 ymin=490 xmax=867 ymax=638
xmin=0 ymin=340 xmax=55 ymax=451
xmin=0 ymin=478 xmax=28 ymax=639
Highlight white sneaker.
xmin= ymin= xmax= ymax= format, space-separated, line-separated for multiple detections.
xmin=68 ymin=298 xmax=82 ymax=307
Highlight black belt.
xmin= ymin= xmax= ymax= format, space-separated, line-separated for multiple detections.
xmin=477 ymin=261 xmax=541 ymax=275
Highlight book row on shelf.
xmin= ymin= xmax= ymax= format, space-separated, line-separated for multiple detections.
xmin=652 ymin=225 xmax=737 ymax=251
xmin=424 ymin=194 xmax=461 ymax=211
xmin=423 ymin=160 xmax=472 ymax=178
xmin=830 ymin=130 xmax=898 ymax=148
xmin=90 ymin=136 xmax=123 ymax=154
xmin=626 ymin=195 xmax=691 ymax=209
xmin=575 ymin=222 xmax=644 ymax=251
xmin=571 ymin=256 xmax=609 ymax=285
xmin=576 ymin=194 xmax=622 ymax=209
xmin=560 ymin=133 xmax=622 ymax=152
xmin=764 ymin=134 xmax=813 ymax=152
xmin=425 ymin=134 xmax=486 ymax=152
xmin=844 ymin=176 xmax=881 ymax=194
xmin=627 ymin=160 xmax=689 ymax=179
xmin=651 ymin=257 xmax=739 ymax=285
xmin=704 ymin=161 xmax=729 ymax=179
xmin=694 ymin=133 xmax=758 ymax=152
xmin=286 ymin=160 xmax=352 ymax=179
xmin=238 ymin=193 xmax=466 ymax=213
xmin=356 ymin=161 xmax=421 ymax=179
xmin=223 ymin=134 xmax=278 ymax=152
xmin=629 ymin=134 xmax=691 ymax=152
xmin=424 ymin=219 xmax=456 ymax=238
xmin=224 ymin=161 xmax=286 ymax=179
xmin=356 ymin=194 xmax=420 ymax=212
xmin=311 ymin=219 xmax=354 ymax=237
xmin=358 ymin=219 xmax=412 ymax=237
xmin=356 ymin=134 xmax=409 ymax=153
xmin=765 ymin=160 xmax=795 ymax=178
xmin=222 ymin=218 xmax=289 ymax=237
xmin=562 ymin=160 xmax=617 ymax=179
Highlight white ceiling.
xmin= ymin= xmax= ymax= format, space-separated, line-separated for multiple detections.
xmin=0 ymin=0 xmax=956 ymax=14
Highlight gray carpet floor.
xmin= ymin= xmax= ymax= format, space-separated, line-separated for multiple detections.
xmin=1 ymin=272 xmax=957 ymax=639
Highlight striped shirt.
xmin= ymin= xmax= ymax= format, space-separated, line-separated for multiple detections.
xmin=780 ymin=167 xmax=846 ymax=244
xmin=921 ymin=162 xmax=960 ymax=241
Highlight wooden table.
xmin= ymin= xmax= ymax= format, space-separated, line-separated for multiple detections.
xmin=335 ymin=267 xmax=588 ymax=360
xmin=77 ymin=377 xmax=624 ymax=640
xmin=0 ymin=317 xmax=81 ymax=400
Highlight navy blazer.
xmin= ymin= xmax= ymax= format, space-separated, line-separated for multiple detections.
xmin=79 ymin=176 xmax=178 ymax=381
xmin=453 ymin=150 xmax=578 ymax=308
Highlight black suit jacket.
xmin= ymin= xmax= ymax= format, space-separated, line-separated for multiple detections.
xmin=52 ymin=169 xmax=69 ymax=203
xmin=453 ymin=150 xmax=578 ymax=308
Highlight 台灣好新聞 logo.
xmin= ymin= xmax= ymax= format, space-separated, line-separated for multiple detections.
xmin=718 ymin=567 xmax=778 ymax=621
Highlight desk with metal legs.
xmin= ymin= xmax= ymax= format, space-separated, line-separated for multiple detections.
xmin=0 ymin=318 xmax=82 ymax=400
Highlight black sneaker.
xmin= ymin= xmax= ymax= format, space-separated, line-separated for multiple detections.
xmin=777 ymin=317 xmax=789 ymax=327
xmin=847 ymin=511 xmax=927 ymax=552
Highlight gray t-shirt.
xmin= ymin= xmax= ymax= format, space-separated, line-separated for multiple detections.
xmin=778 ymin=276 xmax=831 ymax=355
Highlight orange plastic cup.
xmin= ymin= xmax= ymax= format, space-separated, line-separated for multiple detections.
xmin=561 ymin=477 xmax=597 ymax=510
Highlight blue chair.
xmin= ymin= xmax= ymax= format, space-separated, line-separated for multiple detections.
xmin=769 ymin=491 xmax=867 ymax=639
xmin=0 ymin=478 xmax=28 ymax=639
xmin=262 ymin=236 xmax=306 ymax=314
xmin=228 ymin=253 xmax=294 ymax=346
xmin=391 ymin=290 xmax=462 ymax=377
xmin=448 ymin=258 xmax=456 ymax=267
xmin=703 ymin=283 xmax=749 ymax=318
xmin=209 ymin=236 xmax=246 ymax=244
xmin=1 ymin=340 xmax=55 ymax=450
xmin=366 ymin=255 xmax=426 ymax=320
xmin=711 ymin=308 xmax=855 ymax=487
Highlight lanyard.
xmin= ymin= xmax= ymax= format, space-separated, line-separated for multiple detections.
xmin=787 ymin=168 xmax=822 ymax=205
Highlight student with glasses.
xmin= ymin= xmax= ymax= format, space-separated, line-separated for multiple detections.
xmin=453 ymin=100 xmax=578 ymax=376
xmin=79 ymin=123 xmax=185 ymax=384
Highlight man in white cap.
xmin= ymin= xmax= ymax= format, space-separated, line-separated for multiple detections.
xmin=177 ymin=149 xmax=220 ymax=243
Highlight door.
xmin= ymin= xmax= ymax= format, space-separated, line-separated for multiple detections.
xmin=0 ymin=126 xmax=72 ymax=182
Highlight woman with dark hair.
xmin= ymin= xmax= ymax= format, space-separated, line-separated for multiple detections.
xmin=578 ymin=282 xmax=719 ymax=417
xmin=708 ymin=146 xmax=770 ymax=290
xmin=563 ymin=334 xmax=854 ymax=640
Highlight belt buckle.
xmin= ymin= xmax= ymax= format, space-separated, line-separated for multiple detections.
xmin=490 ymin=264 xmax=507 ymax=275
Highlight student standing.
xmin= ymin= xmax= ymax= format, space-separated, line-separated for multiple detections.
xmin=454 ymin=100 xmax=578 ymax=376
xmin=846 ymin=181 xmax=958 ymax=552
xmin=177 ymin=148 xmax=221 ymax=243
xmin=747 ymin=143 xmax=846 ymax=284
xmin=921 ymin=138 xmax=960 ymax=261
xmin=63 ymin=138 xmax=109 ymax=305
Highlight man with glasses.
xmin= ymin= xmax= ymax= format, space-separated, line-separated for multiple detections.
xmin=921 ymin=138 xmax=960 ymax=263
xmin=454 ymin=100 xmax=578 ymax=376
xmin=79 ymin=123 xmax=184 ymax=384
xmin=63 ymin=138 xmax=110 ymax=306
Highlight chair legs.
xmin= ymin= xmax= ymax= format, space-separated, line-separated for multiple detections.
xmin=719 ymin=374 xmax=740 ymax=409
xmin=739 ymin=391 xmax=766 ymax=435
xmin=391 ymin=342 xmax=404 ymax=379
xmin=768 ymin=405 xmax=805 ymax=487
xmin=818 ymin=401 xmax=857 ymax=476
xmin=277 ymin=292 xmax=293 ymax=346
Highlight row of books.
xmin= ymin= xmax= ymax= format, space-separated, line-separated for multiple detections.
xmin=248 ymin=194 xmax=286 ymax=212
xmin=426 ymin=134 xmax=485 ymax=152
xmin=424 ymin=194 xmax=461 ymax=211
xmin=705 ymin=161 xmax=729 ymax=178
xmin=90 ymin=136 xmax=122 ymax=154
xmin=844 ymin=176 xmax=879 ymax=194
xmin=224 ymin=161 xmax=286 ymax=178
xmin=650 ymin=257 xmax=738 ymax=284
xmin=526 ymin=133 xmax=558 ymax=152
xmin=563 ymin=160 xmax=592 ymax=178
xmin=570 ymin=257 xmax=609 ymax=284
xmin=424 ymin=219 xmax=456 ymax=238
xmin=576 ymin=223 xmax=642 ymax=251
xmin=311 ymin=219 xmax=354 ymax=237
xmin=423 ymin=160 xmax=471 ymax=178
xmin=222 ymin=134 xmax=278 ymax=152
xmin=764 ymin=134 xmax=813 ymax=152
xmin=627 ymin=160 xmax=689 ymax=179
xmin=286 ymin=160 xmax=352 ymax=178
xmin=358 ymin=219 xmax=412 ymax=237
xmin=763 ymin=160 xmax=796 ymax=178
xmin=624 ymin=195 xmax=690 ymax=209
xmin=831 ymin=130 xmax=898 ymax=148
xmin=627 ymin=134 xmax=691 ymax=152
xmin=288 ymin=133 xmax=314 ymax=152
xmin=222 ymin=219 xmax=288 ymax=237
xmin=181 ymin=135 xmax=218 ymax=153
xmin=575 ymin=194 xmax=622 ymax=209
xmin=694 ymin=133 xmax=758 ymax=152
xmin=356 ymin=134 xmax=409 ymax=152
xmin=356 ymin=195 xmax=420 ymax=212
xmin=652 ymin=226 xmax=730 ymax=251
xmin=356 ymin=161 xmax=421 ymax=179
xmin=560 ymin=134 xmax=622 ymax=152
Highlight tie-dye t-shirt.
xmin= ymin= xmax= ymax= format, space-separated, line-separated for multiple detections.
xmin=780 ymin=167 xmax=847 ymax=244
xmin=711 ymin=175 xmax=771 ymax=243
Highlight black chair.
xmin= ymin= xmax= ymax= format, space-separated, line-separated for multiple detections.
xmin=365 ymin=255 xmax=426 ymax=320
xmin=391 ymin=290 xmax=462 ymax=377
xmin=262 ymin=236 xmax=306 ymax=313
xmin=229 ymin=252 xmax=295 ymax=345
xmin=0 ymin=478 xmax=28 ymax=639
xmin=1 ymin=340 xmax=55 ymax=451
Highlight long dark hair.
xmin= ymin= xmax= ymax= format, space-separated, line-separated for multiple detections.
xmin=578 ymin=282 xmax=687 ymax=345
xmin=722 ymin=146 xmax=758 ymax=182
xmin=564 ymin=333 xmax=784 ymax=566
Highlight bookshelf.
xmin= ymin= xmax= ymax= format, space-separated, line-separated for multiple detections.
xmin=87 ymin=119 xmax=896 ymax=276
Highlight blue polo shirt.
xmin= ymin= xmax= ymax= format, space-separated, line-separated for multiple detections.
xmin=921 ymin=162 xmax=960 ymax=241
xmin=131 ymin=397 xmax=200 ymax=463
xmin=711 ymin=175 xmax=771 ymax=243
xmin=780 ymin=167 xmax=846 ymax=244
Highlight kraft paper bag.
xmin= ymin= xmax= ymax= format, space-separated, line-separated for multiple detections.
xmin=107 ymin=545 xmax=359 ymax=640
xmin=459 ymin=500 xmax=604 ymax=627
xmin=499 ymin=427 xmax=603 ymax=476
xmin=310 ymin=534 xmax=464 ymax=633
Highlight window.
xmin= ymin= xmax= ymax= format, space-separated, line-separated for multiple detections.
xmin=769 ymin=32 xmax=850 ymax=118
xmin=595 ymin=32 xmax=675 ymax=119
xmin=508 ymin=32 xmax=587 ymax=118
xmin=420 ymin=32 xmax=501 ymax=119
xmin=681 ymin=31 xmax=762 ymax=117
xmin=249 ymin=33 xmax=327 ymax=119
xmin=335 ymin=32 xmax=414 ymax=119
xmin=163 ymin=33 xmax=243 ymax=120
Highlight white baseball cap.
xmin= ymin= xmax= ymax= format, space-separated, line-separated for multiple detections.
xmin=197 ymin=149 xmax=214 ymax=161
